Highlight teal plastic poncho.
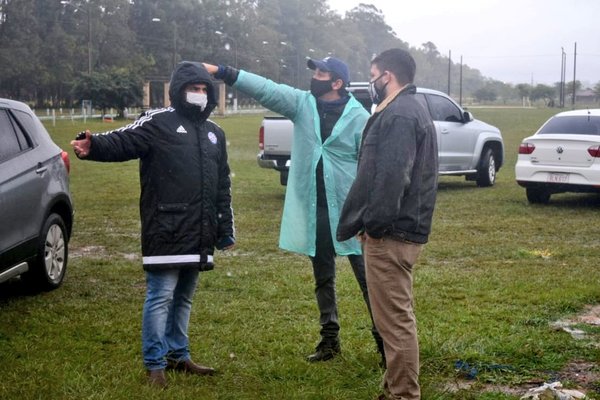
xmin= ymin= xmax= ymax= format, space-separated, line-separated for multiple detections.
xmin=234 ymin=70 xmax=369 ymax=256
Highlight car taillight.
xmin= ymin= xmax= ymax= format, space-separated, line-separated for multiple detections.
xmin=519 ymin=143 xmax=535 ymax=154
xmin=588 ymin=145 xmax=600 ymax=158
xmin=60 ymin=150 xmax=71 ymax=174
xmin=259 ymin=125 xmax=264 ymax=150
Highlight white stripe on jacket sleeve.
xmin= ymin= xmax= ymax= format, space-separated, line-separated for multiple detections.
xmin=142 ymin=254 xmax=213 ymax=264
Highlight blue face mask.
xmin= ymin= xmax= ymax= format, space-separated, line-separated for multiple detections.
xmin=368 ymin=72 xmax=388 ymax=105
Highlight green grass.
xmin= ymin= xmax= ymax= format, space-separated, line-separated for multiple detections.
xmin=1 ymin=108 xmax=599 ymax=399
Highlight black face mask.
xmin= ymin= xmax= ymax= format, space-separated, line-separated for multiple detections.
xmin=310 ymin=78 xmax=334 ymax=98
xmin=368 ymin=73 xmax=389 ymax=105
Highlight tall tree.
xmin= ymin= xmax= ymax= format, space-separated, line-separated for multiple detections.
xmin=344 ymin=3 xmax=407 ymax=80
xmin=71 ymin=68 xmax=142 ymax=116
xmin=565 ymin=80 xmax=582 ymax=96
xmin=531 ymin=84 xmax=556 ymax=106
xmin=0 ymin=0 xmax=531 ymax=106
xmin=0 ymin=0 xmax=43 ymax=100
xmin=474 ymin=86 xmax=497 ymax=103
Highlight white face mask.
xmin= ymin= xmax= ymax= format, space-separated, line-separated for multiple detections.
xmin=186 ymin=91 xmax=208 ymax=110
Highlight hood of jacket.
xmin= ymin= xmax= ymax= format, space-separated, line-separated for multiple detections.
xmin=169 ymin=61 xmax=217 ymax=121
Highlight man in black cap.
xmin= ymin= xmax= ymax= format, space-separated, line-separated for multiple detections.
xmin=203 ymin=57 xmax=384 ymax=364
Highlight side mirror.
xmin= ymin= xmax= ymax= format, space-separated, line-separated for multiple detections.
xmin=463 ymin=111 xmax=474 ymax=123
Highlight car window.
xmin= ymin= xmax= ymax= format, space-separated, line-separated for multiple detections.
xmin=426 ymin=94 xmax=463 ymax=123
xmin=0 ymin=109 xmax=24 ymax=162
xmin=348 ymin=87 xmax=372 ymax=112
xmin=414 ymin=93 xmax=431 ymax=118
xmin=12 ymin=109 xmax=36 ymax=147
xmin=538 ymin=115 xmax=600 ymax=135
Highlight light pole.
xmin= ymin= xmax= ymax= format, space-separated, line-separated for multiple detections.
xmin=447 ymin=50 xmax=452 ymax=96
xmin=60 ymin=0 xmax=92 ymax=74
xmin=280 ymin=41 xmax=300 ymax=87
xmin=214 ymin=30 xmax=238 ymax=68
xmin=560 ymin=47 xmax=566 ymax=108
xmin=153 ymin=18 xmax=177 ymax=69
xmin=215 ymin=31 xmax=239 ymax=109
xmin=572 ymin=42 xmax=577 ymax=107
xmin=278 ymin=59 xmax=287 ymax=83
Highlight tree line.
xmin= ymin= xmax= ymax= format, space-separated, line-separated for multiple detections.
xmin=1 ymin=0 xmax=598 ymax=112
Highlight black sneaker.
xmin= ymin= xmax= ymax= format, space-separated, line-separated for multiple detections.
xmin=307 ymin=340 xmax=341 ymax=362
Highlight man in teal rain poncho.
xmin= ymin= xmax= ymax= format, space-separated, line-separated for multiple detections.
xmin=203 ymin=57 xmax=384 ymax=364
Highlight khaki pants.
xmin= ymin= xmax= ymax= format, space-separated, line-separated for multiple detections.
xmin=363 ymin=236 xmax=423 ymax=400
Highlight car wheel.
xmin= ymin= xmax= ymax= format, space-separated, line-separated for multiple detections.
xmin=23 ymin=213 xmax=69 ymax=290
xmin=476 ymin=148 xmax=496 ymax=187
xmin=526 ymin=187 xmax=551 ymax=204
xmin=280 ymin=170 xmax=289 ymax=186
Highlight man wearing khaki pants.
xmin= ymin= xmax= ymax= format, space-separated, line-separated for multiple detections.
xmin=337 ymin=48 xmax=438 ymax=400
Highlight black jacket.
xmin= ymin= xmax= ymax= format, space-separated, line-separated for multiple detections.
xmin=86 ymin=61 xmax=234 ymax=270
xmin=337 ymin=85 xmax=438 ymax=244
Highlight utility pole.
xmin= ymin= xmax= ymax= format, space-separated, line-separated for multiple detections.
xmin=459 ymin=55 xmax=463 ymax=106
xmin=447 ymin=50 xmax=451 ymax=96
xmin=559 ymin=47 xmax=565 ymax=108
xmin=172 ymin=23 xmax=178 ymax=69
xmin=572 ymin=42 xmax=577 ymax=107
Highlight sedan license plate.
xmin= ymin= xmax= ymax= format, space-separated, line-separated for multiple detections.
xmin=547 ymin=172 xmax=569 ymax=183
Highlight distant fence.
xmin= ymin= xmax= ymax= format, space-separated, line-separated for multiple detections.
xmin=34 ymin=107 xmax=136 ymax=125
xmin=35 ymin=104 xmax=268 ymax=126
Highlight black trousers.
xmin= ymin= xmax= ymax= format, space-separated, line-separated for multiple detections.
xmin=309 ymin=204 xmax=382 ymax=348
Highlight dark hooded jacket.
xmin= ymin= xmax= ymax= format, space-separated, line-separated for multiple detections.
xmin=85 ymin=61 xmax=234 ymax=271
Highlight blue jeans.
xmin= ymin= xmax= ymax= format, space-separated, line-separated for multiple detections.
xmin=142 ymin=268 xmax=200 ymax=370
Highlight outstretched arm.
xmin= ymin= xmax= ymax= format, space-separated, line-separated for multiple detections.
xmin=202 ymin=62 xmax=305 ymax=121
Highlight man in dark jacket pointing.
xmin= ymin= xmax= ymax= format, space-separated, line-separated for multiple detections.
xmin=71 ymin=61 xmax=235 ymax=388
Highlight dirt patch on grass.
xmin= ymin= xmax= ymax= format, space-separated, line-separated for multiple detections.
xmin=70 ymin=245 xmax=139 ymax=261
xmin=552 ymin=304 xmax=600 ymax=343
xmin=446 ymin=305 xmax=600 ymax=397
xmin=70 ymin=245 xmax=108 ymax=258
xmin=575 ymin=305 xmax=600 ymax=326
xmin=446 ymin=361 xmax=599 ymax=397
xmin=444 ymin=380 xmax=538 ymax=396
xmin=554 ymin=361 xmax=600 ymax=391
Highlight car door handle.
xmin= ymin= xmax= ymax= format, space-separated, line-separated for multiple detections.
xmin=441 ymin=129 xmax=449 ymax=134
xmin=35 ymin=163 xmax=48 ymax=174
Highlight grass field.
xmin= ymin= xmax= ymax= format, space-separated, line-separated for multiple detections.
xmin=1 ymin=107 xmax=599 ymax=400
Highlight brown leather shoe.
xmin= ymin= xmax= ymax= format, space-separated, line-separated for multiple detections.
xmin=166 ymin=358 xmax=216 ymax=376
xmin=146 ymin=369 xmax=167 ymax=388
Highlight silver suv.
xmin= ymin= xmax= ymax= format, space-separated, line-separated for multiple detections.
xmin=415 ymin=88 xmax=504 ymax=187
xmin=0 ymin=98 xmax=73 ymax=290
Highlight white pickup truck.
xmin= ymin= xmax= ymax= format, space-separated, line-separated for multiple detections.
xmin=257 ymin=83 xmax=504 ymax=187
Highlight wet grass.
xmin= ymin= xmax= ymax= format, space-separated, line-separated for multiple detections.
xmin=1 ymin=108 xmax=599 ymax=399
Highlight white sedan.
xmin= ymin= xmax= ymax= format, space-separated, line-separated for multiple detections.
xmin=515 ymin=109 xmax=600 ymax=204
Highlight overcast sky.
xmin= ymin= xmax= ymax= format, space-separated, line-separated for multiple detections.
xmin=327 ymin=0 xmax=600 ymax=87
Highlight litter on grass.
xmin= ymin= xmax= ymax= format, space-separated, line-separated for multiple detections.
xmin=520 ymin=381 xmax=587 ymax=399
